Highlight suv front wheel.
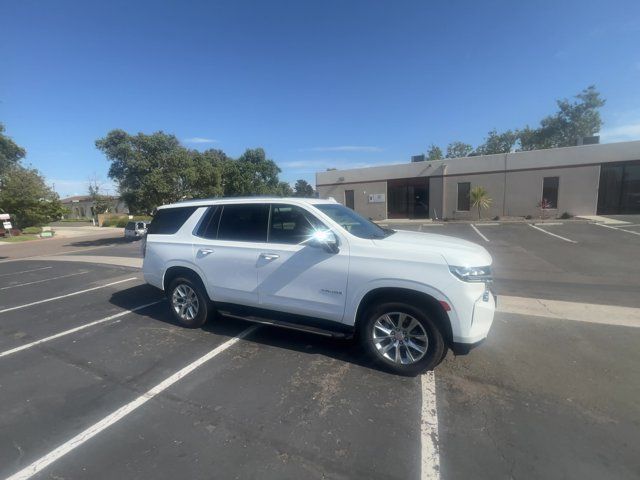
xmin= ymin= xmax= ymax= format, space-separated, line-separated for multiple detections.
xmin=360 ymin=302 xmax=445 ymax=376
xmin=168 ymin=276 xmax=210 ymax=328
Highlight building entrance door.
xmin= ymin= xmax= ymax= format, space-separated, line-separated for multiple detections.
xmin=387 ymin=178 xmax=429 ymax=218
xmin=597 ymin=161 xmax=640 ymax=214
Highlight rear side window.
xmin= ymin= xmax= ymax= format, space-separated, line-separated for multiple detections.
xmin=147 ymin=207 xmax=198 ymax=235
xmin=125 ymin=221 xmax=135 ymax=229
xmin=194 ymin=206 xmax=222 ymax=239
xmin=217 ymin=204 xmax=269 ymax=242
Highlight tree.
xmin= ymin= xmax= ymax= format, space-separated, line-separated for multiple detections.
xmin=475 ymin=129 xmax=518 ymax=155
xmin=87 ymin=177 xmax=112 ymax=216
xmin=0 ymin=123 xmax=26 ymax=176
xmin=519 ymin=86 xmax=605 ymax=151
xmin=293 ymin=179 xmax=315 ymax=197
xmin=0 ymin=166 xmax=64 ymax=228
xmin=426 ymin=144 xmax=443 ymax=160
xmin=275 ymin=181 xmax=294 ymax=197
xmin=470 ymin=186 xmax=492 ymax=220
xmin=446 ymin=141 xmax=474 ymax=158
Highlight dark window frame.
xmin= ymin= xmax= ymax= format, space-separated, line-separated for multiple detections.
xmin=267 ymin=203 xmax=326 ymax=245
xmin=216 ymin=203 xmax=270 ymax=243
xmin=542 ymin=176 xmax=559 ymax=209
xmin=457 ymin=182 xmax=471 ymax=211
xmin=194 ymin=205 xmax=222 ymax=239
xmin=147 ymin=206 xmax=198 ymax=235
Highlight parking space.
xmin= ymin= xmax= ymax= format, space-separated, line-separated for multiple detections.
xmin=0 ymin=221 xmax=639 ymax=479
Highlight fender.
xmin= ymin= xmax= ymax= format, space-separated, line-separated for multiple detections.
xmin=161 ymin=259 xmax=209 ymax=294
xmin=346 ymin=278 xmax=460 ymax=333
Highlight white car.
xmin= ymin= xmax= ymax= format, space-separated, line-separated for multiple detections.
xmin=124 ymin=221 xmax=147 ymax=240
xmin=142 ymin=197 xmax=495 ymax=375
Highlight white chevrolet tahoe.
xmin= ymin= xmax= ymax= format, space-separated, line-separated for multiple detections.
xmin=142 ymin=197 xmax=495 ymax=375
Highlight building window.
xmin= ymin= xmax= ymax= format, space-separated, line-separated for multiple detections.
xmin=457 ymin=182 xmax=470 ymax=211
xmin=542 ymin=177 xmax=559 ymax=209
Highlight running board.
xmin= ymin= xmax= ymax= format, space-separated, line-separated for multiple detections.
xmin=218 ymin=310 xmax=353 ymax=339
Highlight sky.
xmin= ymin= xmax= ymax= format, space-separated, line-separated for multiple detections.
xmin=2 ymin=0 xmax=640 ymax=198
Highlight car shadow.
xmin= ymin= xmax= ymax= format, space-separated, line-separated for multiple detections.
xmin=108 ymin=284 xmax=395 ymax=376
xmin=67 ymin=236 xmax=131 ymax=247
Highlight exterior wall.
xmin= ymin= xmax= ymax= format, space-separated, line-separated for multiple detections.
xmin=504 ymin=165 xmax=600 ymax=217
xmin=62 ymin=198 xmax=129 ymax=219
xmin=315 ymin=141 xmax=640 ymax=220
xmin=443 ymin=172 xmax=506 ymax=220
xmin=317 ymin=181 xmax=387 ymax=220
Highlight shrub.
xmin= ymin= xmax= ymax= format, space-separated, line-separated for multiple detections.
xmin=525 ymin=215 xmax=532 ymax=220
xmin=492 ymin=215 xmax=500 ymax=221
xmin=101 ymin=220 xmax=111 ymax=227
xmin=22 ymin=226 xmax=43 ymax=234
xmin=559 ymin=212 xmax=573 ymax=219
xmin=115 ymin=218 xmax=129 ymax=228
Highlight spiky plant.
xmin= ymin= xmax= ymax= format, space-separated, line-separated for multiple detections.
xmin=470 ymin=186 xmax=493 ymax=220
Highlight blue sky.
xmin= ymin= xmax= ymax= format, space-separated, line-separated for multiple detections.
xmin=2 ymin=0 xmax=640 ymax=197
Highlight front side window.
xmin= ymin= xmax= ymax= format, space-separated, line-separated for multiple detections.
xmin=269 ymin=204 xmax=325 ymax=244
xmin=314 ymin=203 xmax=393 ymax=239
xmin=457 ymin=182 xmax=470 ymax=211
xmin=542 ymin=177 xmax=559 ymax=209
xmin=217 ymin=204 xmax=269 ymax=242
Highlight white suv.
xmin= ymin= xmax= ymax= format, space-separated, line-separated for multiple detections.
xmin=142 ymin=197 xmax=495 ymax=375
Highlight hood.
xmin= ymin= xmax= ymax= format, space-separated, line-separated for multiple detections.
xmin=373 ymin=229 xmax=492 ymax=267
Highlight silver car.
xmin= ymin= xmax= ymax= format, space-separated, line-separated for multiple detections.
xmin=124 ymin=221 xmax=147 ymax=240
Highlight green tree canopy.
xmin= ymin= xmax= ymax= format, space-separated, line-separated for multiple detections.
xmin=96 ymin=130 xmax=287 ymax=213
xmin=0 ymin=123 xmax=26 ymax=176
xmin=0 ymin=166 xmax=64 ymax=228
xmin=519 ymin=86 xmax=605 ymax=151
xmin=445 ymin=141 xmax=474 ymax=158
xmin=275 ymin=181 xmax=294 ymax=197
xmin=475 ymin=129 xmax=518 ymax=155
xmin=293 ymin=179 xmax=315 ymax=197
xmin=426 ymin=144 xmax=443 ymax=160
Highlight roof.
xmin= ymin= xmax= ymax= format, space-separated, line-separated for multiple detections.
xmin=157 ymin=197 xmax=337 ymax=210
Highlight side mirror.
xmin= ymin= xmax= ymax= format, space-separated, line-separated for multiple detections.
xmin=308 ymin=230 xmax=339 ymax=253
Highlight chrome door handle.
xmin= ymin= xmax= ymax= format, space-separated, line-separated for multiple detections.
xmin=259 ymin=253 xmax=280 ymax=260
xmin=198 ymin=248 xmax=214 ymax=256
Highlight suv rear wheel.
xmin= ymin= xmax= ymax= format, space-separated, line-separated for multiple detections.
xmin=360 ymin=301 xmax=445 ymax=376
xmin=168 ymin=276 xmax=210 ymax=328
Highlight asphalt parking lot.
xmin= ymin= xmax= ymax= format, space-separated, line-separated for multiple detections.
xmin=0 ymin=220 xmax=639 ymax=480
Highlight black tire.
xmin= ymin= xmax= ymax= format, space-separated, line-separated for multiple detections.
xmin=167 ymin=276 xmax=210 ymax=328
xmin=359 ymin=301 xmax=445 ymax=376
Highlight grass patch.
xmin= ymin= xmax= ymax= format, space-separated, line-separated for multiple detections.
xmin=0 ymin=234 xmax=41 ymax=243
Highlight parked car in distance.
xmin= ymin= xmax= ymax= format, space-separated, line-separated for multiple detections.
xmin=142 ymin=197 xmax=495 ymax=375
xmin=124 ymin=221 xmax=147 ymax=240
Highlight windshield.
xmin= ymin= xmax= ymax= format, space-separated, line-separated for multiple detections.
xmin=314 ymin=203 xmax=394 ymax=239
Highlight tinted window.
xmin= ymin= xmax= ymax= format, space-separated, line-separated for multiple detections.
xmin=542 ymin=177 xmax=559 ymax=209
xmin=147 ymin=207 xmax=198 ymax=235
xmin=457 ymin=182 xmax=470 ymax=211
xmin=217 ymin=204 xmax=269 ymax=242
xmin=269 ymin=204 xmax=325 ymax=244
xmin=314 ymin=203 xmax=392 ymax=239
xmin=125 ymin=221 xmax=135 ymax=229
xmin=194 ymin=206 xmax=222 ymax=239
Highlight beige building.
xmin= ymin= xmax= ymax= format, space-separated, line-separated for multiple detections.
xmin=61 ymin=195 xmax=129 ymax=219
xmin=315 ymin=140 xmax=640 ymax=220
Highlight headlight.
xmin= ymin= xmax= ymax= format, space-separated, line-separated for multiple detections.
xmin=449 ymin=265 xmax=492 ymax=283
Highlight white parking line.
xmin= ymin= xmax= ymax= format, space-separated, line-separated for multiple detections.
xmin=594 ymin=222 xmax=640 ymax=237
xmin=0 ymin=300 xmax=162 ymax=359
xmin=421 ymin=371 xmax=440 ymax=480
xmin=0 ymin=271 xmax=89 ymax=290
xmin=527 ymin=224 xmax=577 ymax=243
xmin=471 ymin=224 xmax=489 ymax=242
xmin=0 ymin=266 xmax=53 ymax=277
xmin=0 ymin=278 xmax=137 ymax=314
xmin=5 ymin=325 xmax=259 ymax=480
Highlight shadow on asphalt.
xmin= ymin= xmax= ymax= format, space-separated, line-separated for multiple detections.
xmin=67 ymin=236 xmax=132 ymax=247
xmin=109 ymin=284 xmax=393 ymax=376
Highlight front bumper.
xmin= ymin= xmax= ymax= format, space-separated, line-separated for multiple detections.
xmin=451 ymin=289 xmax=496 ymax=351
